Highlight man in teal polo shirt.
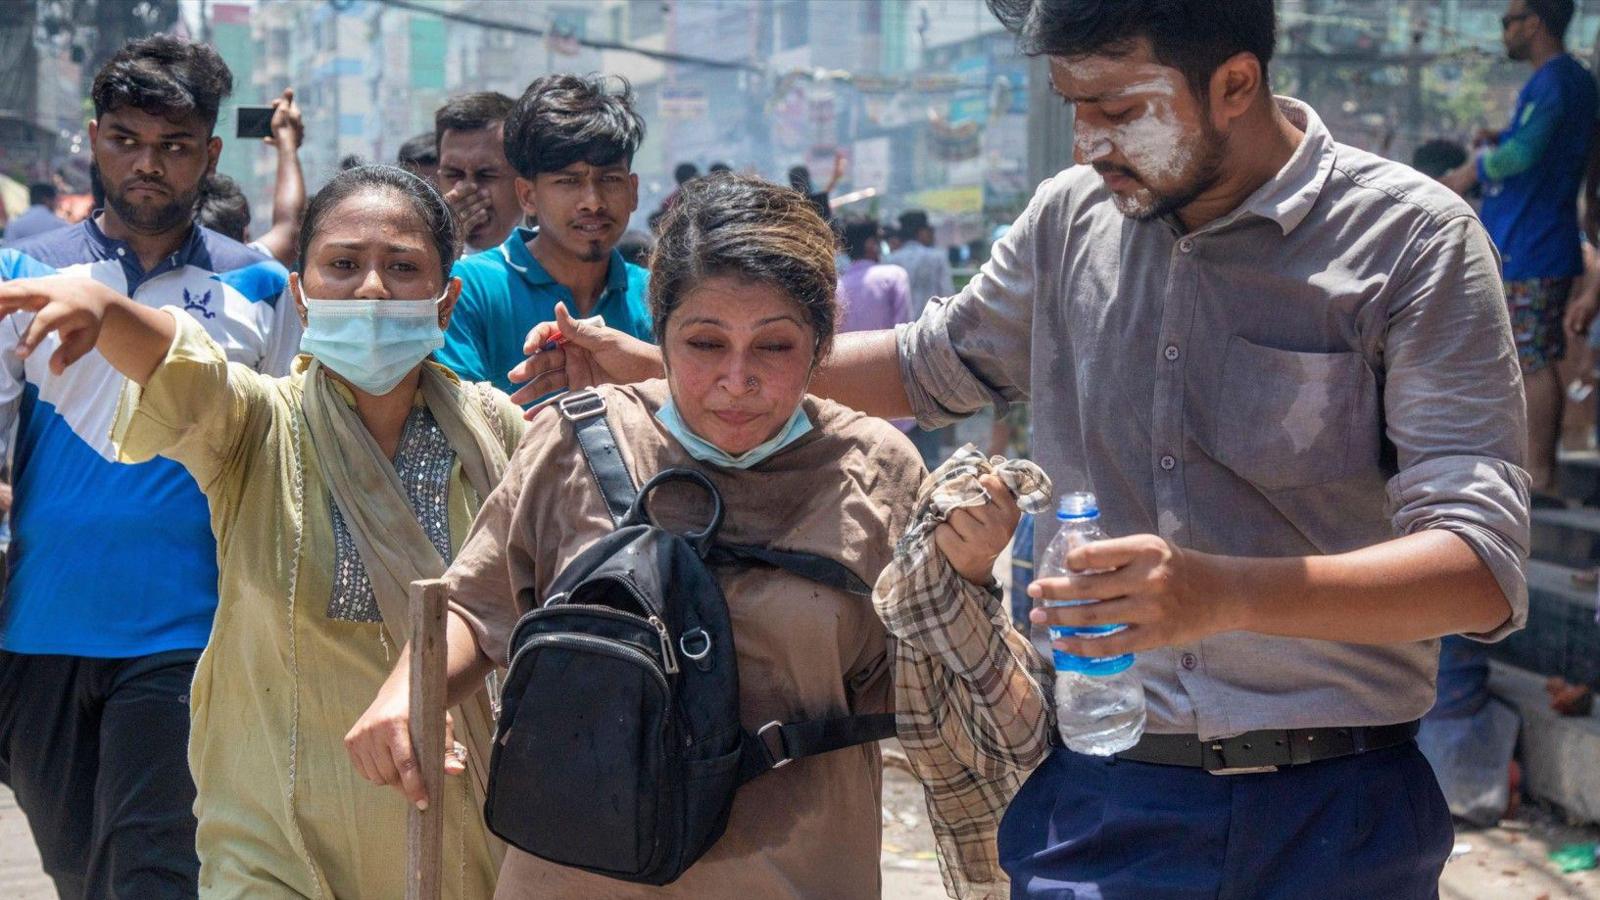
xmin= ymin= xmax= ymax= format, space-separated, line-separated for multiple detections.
xmin=439 ymin=73 xmax=652 ymax=395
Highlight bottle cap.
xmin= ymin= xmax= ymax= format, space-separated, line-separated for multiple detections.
xmin=1056 ymin=491 xmax=1098 ymax=519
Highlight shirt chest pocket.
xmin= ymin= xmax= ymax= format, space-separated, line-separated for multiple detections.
xmin=1209 ymin=335 xmax=1381 ymax=491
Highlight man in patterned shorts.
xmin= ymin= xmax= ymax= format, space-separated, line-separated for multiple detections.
xmin=1444 ymin=0 xmax=1598 ymax=497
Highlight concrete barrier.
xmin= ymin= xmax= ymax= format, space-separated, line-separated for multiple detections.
xmin=1490 ymin=661 xmax=1600 ymax=824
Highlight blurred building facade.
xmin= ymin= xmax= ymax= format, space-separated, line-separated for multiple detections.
xmin=3 ymin=1 xmax=1600 ymax=238
xmin=226 ymin=0 xmax=1024 ymax=237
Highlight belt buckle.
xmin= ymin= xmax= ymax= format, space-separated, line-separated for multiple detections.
xmin=1208 ymin=764 xmax=1279 ymax=776
xmin=1205 ymin=740 xmax=1279 ymax=776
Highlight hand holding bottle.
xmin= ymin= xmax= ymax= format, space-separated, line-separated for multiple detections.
xmin=1028 ymin=531 xmax=1237 ymax=657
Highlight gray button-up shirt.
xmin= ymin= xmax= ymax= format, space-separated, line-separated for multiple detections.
xmin=897 ymin=98 xmax=1531 ymax=739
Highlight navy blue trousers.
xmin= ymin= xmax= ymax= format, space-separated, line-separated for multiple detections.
xmin=999 ymin=742 xmax=1453 ymax=899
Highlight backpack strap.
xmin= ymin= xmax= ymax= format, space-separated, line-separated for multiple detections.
xmin=708 ymin=542 xmax=873 ymax=598
xmin=559 ymin=390 xmax=638 ymax=526
xmin=714 ymin=544 xmax=891 ymax=783
xmin=739 ymin=713 xmax=897 ymax=784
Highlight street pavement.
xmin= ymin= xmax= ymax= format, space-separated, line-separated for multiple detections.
xmin=7 ymin=759 xmax=1599 ymax=899
xmin=1 ymin=786 xmax=51 ymax=899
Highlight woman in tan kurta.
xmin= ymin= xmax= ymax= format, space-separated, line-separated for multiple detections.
xmin=346 ymin=175 xmax=932 ymax=897
xmin=0 ymin=166 xmax=517 ymax=898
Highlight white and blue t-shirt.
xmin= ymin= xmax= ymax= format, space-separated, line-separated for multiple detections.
xmin=0 ymin=218 xmax=301 ymax=657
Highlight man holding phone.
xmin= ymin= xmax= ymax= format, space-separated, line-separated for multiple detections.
xmin=221 ymin=88 xmax=305 ymax=265
xmin=0 ymin=36 xmax=300 ymax=898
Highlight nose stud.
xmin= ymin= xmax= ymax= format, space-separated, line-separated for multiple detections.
xmin=745 ymin=376 xmax=759 ymax=390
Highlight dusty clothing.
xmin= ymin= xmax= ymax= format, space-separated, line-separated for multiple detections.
xmin=872 ymin=447 xmax=1055 ymax=899
xmin=898 ymin=96 xmax=1530 ymax=739
xmin=111 ymin=310 xmax=523 ymax=899
xmin=445 ymin=379 xmax=924 ymax=899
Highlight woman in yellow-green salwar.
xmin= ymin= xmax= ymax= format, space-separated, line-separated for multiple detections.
xmin=0 ymin=166 xmax=520 ymax=898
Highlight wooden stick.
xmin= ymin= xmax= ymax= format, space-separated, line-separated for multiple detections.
xmin=406 ymin=578 xmax=448 ymax=900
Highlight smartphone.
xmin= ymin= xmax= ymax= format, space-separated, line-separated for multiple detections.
xmin=236 ymin=105 xmax=275 ymax=140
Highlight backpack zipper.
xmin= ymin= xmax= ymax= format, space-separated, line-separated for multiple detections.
xmin=513 ymin=605 xmax=680 ymax=673
xmin=508 ymin=632 xmax=672 ymax=698
xmin=516 ymin=604 xmax=653 ymax=640
xmin=648 ymin=615 xmax=680 ymax=674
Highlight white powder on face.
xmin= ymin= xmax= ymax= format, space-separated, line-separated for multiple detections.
xmin=1055 ymin=58 xmax=1201 ymax=217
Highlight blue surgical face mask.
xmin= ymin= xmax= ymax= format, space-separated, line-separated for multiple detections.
xmin=655 ymin=397 xmax=813 ymax=470
xmin=298 ymin=289 xmax=446 ymax=396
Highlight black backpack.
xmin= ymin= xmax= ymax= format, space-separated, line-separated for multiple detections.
xmin=484 ymin=390 xmax=895 ymax=885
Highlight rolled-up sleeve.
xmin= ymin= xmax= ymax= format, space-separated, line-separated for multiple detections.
xmin=1381 ymin=215 xmax=1530 ymax=641
xmin=896 ymin=181 xmax=1048 ymax=429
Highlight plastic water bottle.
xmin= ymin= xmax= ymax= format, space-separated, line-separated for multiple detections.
xmin=1037 ymin=492 xmax=1146 ymax=755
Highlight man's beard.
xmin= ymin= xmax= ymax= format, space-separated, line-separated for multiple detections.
xmin=107 ymin=180 xmax=198 ymax=234
xmin=1100 ymin=124 xmax=1228 ymax=222
xmin=568 ymin=228 xmax=610 ymax=263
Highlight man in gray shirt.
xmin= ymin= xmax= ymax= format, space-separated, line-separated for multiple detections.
xmin=2 ymin=183 xmax=68 ymax=244
xmin=887 ymin=209 xmax=955 ymax=318
xmin=512 ymin=2 xmax=1528 ymax=894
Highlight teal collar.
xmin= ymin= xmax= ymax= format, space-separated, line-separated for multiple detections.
xmin=500 ymin=226 xmax=629 ymax=295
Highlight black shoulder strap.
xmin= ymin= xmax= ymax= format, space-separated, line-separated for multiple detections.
xmin=708 ymin=542 xmax=873 ymax=598
xmin=560 ymin=390 xmax=638 ymax=526
xmin=738 ymin=713 xmax=897 ymax=784
xmin=714 ymin=546 xmax=888 ymax=783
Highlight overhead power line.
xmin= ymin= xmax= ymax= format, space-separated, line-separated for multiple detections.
xmin=373 ymin=0 xmax=762 ymax=74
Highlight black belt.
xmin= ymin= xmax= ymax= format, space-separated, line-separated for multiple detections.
xmin=1114 ymin=721 xmax=1420 ymax=775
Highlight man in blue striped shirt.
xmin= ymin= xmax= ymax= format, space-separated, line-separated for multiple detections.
xmin=0 ymin=36 xmax=299 ymax=898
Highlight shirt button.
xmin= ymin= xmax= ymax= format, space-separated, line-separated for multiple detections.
xmin=1178 ymin=238 xmax=1194 ymax=253
xmin=1164 ymin=344 xmax=1180 ymax=361
xmin=1181 ymin=653 xmax=1198 ymax=670
xmin=1160 ymin=455 xmax=1176 ymax=471
xmin=115 ymin=248 xmax=126 ymax=257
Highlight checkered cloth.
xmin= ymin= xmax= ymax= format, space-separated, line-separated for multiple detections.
xmin=873 ymin=446 xmax=1055 ymax=899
